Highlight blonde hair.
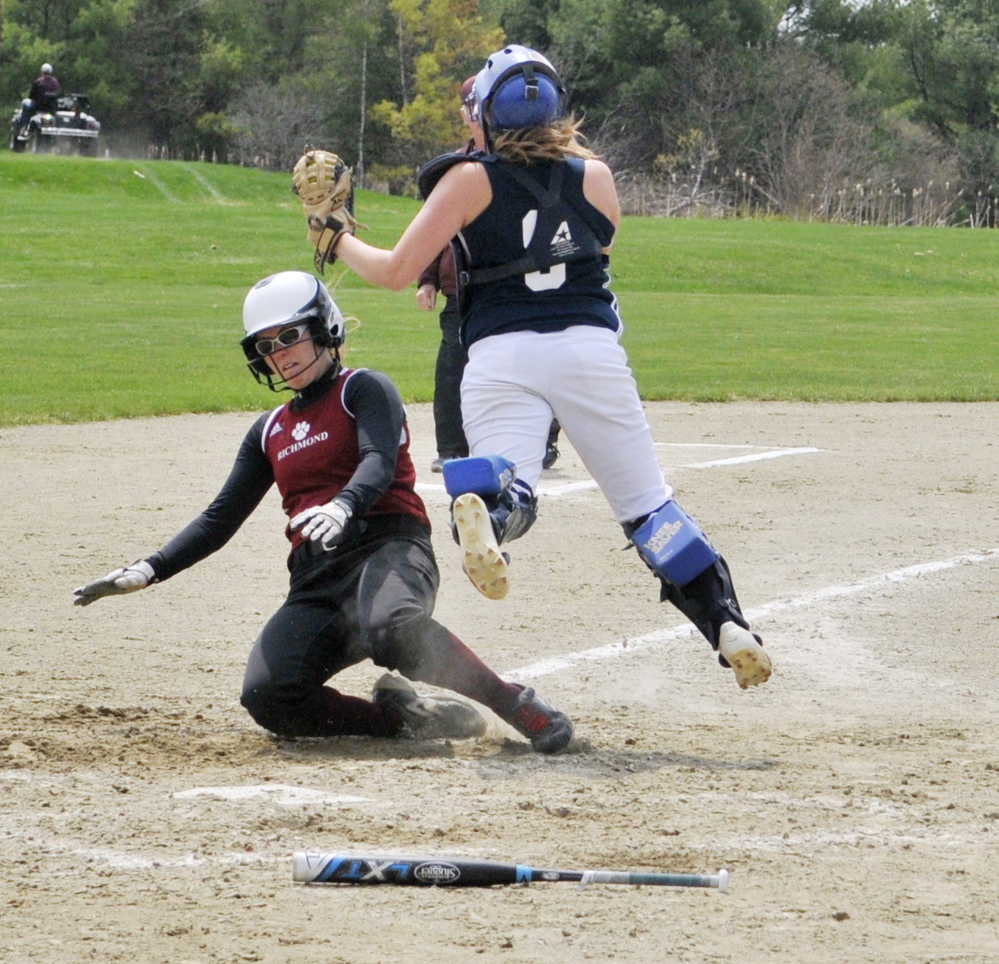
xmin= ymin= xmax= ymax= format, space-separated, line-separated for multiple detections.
xmin=491 ymin=115 xmax=599 ymax=165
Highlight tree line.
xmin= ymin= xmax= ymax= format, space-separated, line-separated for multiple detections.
xmin=5 ymin=0 xmax=999 ymax=226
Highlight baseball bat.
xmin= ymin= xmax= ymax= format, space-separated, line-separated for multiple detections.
xmin=292 ymin=852 xmax=729 ymax=892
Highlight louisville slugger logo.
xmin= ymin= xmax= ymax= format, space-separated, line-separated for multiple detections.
xmin=413 ymin=862 xmax=461 ymax=884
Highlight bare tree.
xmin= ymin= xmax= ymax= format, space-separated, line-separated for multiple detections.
xmin=230 ymin=80 xmax=326 ymax=171
xmin=743 ymin=43 xmax=874 ymax=216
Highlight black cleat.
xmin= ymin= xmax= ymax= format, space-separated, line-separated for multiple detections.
xmin=542 ymin=420 xmax=561 ymax=470
xmin=373 ymin=674 xmax=487 ymax=739
xmin=509 ymin=686 xmax=574 ymax=754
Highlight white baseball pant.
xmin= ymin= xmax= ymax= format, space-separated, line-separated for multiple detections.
xmin=460 ymin=326 xmax=672 ymax=524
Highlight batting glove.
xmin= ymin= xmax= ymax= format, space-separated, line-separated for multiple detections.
xmin=290 ymin=498 xmax=352 ymax=551
xmin=73 ymin=560 xmax=156 ymax=607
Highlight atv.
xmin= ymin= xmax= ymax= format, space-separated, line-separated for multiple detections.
xmin=9 ymin=93 xmax=101 ymax=156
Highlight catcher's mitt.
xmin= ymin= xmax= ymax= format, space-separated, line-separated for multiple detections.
xmin=292 ymin=149 xmax=363 ymax=273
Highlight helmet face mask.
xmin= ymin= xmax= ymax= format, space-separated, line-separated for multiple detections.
xmin=241 ymin=271 xmax=345 ymax=390
xmin=460 ymin=75 xmax=478 ymax=122
xmin=474 ymin=45 xmax=566 ymax=136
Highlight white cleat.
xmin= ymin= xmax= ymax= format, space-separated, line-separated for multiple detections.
xmin=718 ymin=621 xmax=772 ymax=689
xmin=452 ymin=492 xmax=509 ymax=600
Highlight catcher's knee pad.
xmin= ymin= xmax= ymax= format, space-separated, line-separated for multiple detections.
xmin=442 ymin=455 xmax=516 ymax=499
xmin=628 ymin=500 xmax=719 ymax=588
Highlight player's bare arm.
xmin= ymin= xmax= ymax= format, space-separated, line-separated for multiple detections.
xmin=582 ymin=159 xmax=621 ymax=245
xmin=335 ymin=164 xmax=492 ymax=291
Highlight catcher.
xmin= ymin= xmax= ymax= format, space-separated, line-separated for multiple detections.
xmin=73 ymin=270 xmax=574 ymax=754
xmin=286 ymin=47 xmax=771 ymax=693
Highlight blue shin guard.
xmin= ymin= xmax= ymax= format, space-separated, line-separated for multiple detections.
xmin=630 ymin=500 xmax=719 ymax=588
xmin=445 ymin=456 xmax=524 ymax=600
xmin=444 ymin=456 xmax=537 ymax=547
xmin=442 ymin=455 xmax=516 ymax=499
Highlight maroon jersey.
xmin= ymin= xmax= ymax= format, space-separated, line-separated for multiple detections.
xmin=262 ymin=368 xmax=430 ymax=551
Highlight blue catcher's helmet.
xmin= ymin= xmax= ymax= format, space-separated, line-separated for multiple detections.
xmin=473 ymin=45 xmax=566 ymax=132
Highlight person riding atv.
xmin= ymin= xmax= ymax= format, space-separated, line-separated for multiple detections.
xmin=9 ymin=67 xmax=101 ymax=156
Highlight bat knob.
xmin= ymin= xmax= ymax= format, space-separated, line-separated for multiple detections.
xmin=292 ymin=851 xmax=326 ymax=882
xmin=717 ymin=869 xmax=730 ymax=894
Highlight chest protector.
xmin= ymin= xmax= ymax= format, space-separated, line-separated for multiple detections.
xmin=417 ymin=152 xmax=608 ymax=314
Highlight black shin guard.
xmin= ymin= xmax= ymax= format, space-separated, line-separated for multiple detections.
xmin=489 ymin=491 xmax=537 ymax=544
xmin=623 ymin=507 xmax=748 ymax=650
xmin=656 ymin=555 xmax=748 ymax=649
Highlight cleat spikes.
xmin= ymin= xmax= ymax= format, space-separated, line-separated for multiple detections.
xmin=717 ymin=622 xmax=772 ymax=689
xmin=453 ymin=493 xmax=510 ymax=600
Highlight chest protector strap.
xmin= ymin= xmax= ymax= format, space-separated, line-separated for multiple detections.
xmin=460 ymin=161 xmax=604 ymax=290
xmin=416 ymin=153 xmax=606 ymax=312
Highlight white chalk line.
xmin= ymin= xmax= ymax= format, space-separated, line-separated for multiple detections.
xmin=685 ymin=447 xmax=822 ymax=468
xmin=133 ymin=166 xmax=179 ymax=202
xmin=416 ymin=445 xmax=823 ymax=498
xmin=5 ymin=787 xmax=368 ymax=875
xmin=64 ymin=846 xmax=283 ymax=872
xmin=504 ymin=548 xmax=999 ymax=681
xmin=654 ymin=442 xmax=760 ymax=449
xmin=181 ymin=163 xmax=226 ymax=201
xmin=173 ymin=784 xmax=369 ymax=806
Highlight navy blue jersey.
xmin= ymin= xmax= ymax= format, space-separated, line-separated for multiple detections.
xmin=456 ymin=157 xmax=621 ymax=346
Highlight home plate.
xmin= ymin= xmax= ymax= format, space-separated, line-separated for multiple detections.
xmin=173 ymin=785 xmax=369 ymax=806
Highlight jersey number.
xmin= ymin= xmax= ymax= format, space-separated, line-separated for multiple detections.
xmin=522 ymin=211 xmax=567 ymax=292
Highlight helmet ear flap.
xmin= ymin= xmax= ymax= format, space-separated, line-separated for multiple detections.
xmin=301 ymin=282 xmax=345 ymax=350
xmin=324 ymin=298 xmax=347 ymax=349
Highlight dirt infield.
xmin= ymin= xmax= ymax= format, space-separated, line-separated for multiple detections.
xmin=2 ymin=401 xmax=998 ymax=963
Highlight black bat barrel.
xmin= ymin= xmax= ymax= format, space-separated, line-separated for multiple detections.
xmin=293 ymin=852 xmax=521 ymax=886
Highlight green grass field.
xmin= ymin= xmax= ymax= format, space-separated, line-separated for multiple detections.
xmin=2 ymin=152 xmax=998 ymax=426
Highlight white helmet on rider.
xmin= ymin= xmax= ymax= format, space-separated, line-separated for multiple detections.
xmin=41 ymin=64 xmax=53 ymax=75
xmin=473 ymin=45 xmax=566 ymax=135
xmin=241 ymin=271 xmax=345 ymax=388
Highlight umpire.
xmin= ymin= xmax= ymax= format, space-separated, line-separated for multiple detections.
xmin=74 ymin=271 xmax=574 ymax=754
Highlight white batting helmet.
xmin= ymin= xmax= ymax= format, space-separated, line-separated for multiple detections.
xmin=241 ymin=271 xmax=346 ymax=386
